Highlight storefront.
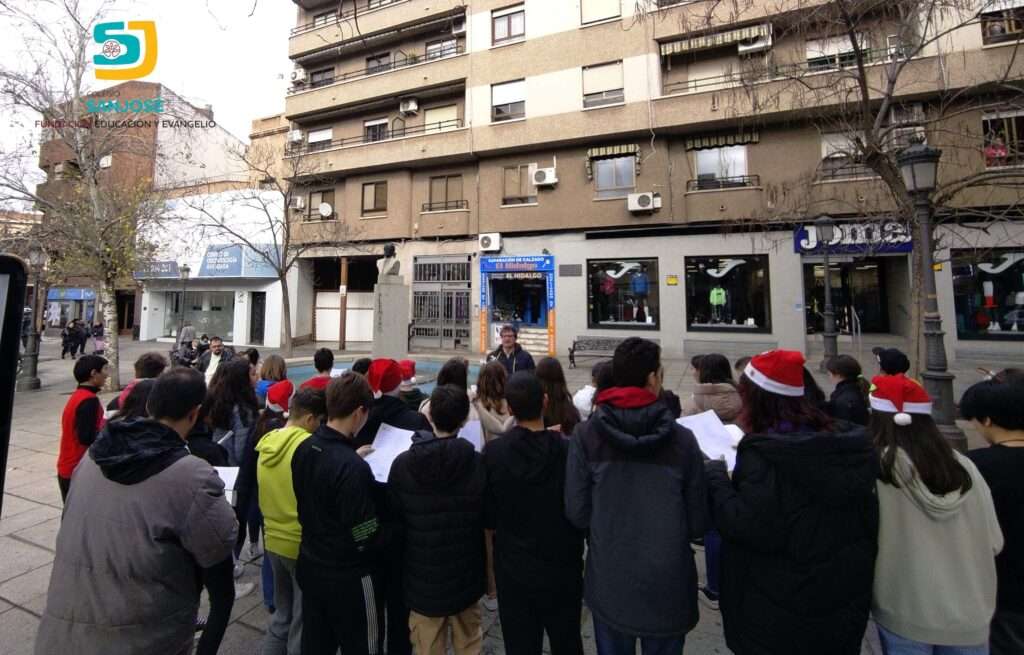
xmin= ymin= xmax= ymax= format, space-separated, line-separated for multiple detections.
xmin=480 ymin=255 xmax=556 ymax=355
xmin=951 ymin=248 xmax=1024 ymax=340
xmin=46 ymin=287 xmax=96 ymax=328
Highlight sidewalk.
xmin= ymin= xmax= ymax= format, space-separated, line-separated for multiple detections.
xmin=0 ymin=337 xmax=997 ymax=654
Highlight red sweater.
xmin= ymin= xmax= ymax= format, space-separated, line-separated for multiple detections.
xmin=58 ymin=385 xmax=104 ymax=478
xmin=300 ymin=375 xmax=331 ymax=391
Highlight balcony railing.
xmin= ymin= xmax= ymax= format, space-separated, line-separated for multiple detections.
xmin=662 ymin=47 xmax=903 ymax=97
xmin=422 ymin=200 xmax=469 ymax=212
xmin=291 ymin=0 xmax=405 ymax=36
xmin=816 ymin=159 xmax=878 ymax=181
xmin=288 ymin=118 xmax=464 ymax=155
xmin=686 ymin=174 xmax=760 ymax=191
xmin=289 ymin=44 xmax=464 ymax=95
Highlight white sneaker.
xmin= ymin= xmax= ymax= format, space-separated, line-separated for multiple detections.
xmin=233 ymin=562 xmax=244 ymax=579
xmin=234 ymin=582 xmax=255 ymax=599
xmin=482 ymin=595 xmax=498 ymax=612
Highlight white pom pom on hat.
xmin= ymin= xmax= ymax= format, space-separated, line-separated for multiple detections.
xmin=894 ymin=412 xmax=913 ymax=426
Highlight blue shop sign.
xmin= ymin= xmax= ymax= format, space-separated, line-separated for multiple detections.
xmin=47 ymin=287 xmax=96 ymax=301
xmin=480 ymin=255 xmax=555 ymax=273
xmin=794 ymin=221 xmax=913 ymax=255
xmin=198 ymin=244 xmax=279 ymax=278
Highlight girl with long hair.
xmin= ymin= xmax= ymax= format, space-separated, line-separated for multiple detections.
xmin=474 ymin=361 xmax=513 ymax=443
xmin=113 ymin=378 xmax=156 ymax=422
xmin=419 ymin=357 xmax=479 ymax=425
xmin=206 ymin=358 xmax=260 ymax=466
xmin=682 ymin=353 xmax=741 ymax=423
xmin=535 ymin=357 xmax=580 ymax=436
xmin=825 ymin=355 xmax=869 ymax=425
xmin=256 ymin=355 xmax=288 ymax=406
xmin=870 ymin=374 xmax=1002 ymax=654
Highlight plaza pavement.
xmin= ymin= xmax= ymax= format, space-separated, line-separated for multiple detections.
xmin=0 ymin=335 xmax=1000 ymax=654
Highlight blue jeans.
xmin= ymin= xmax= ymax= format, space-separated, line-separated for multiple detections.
xmin=877 ymin=624 xmax=988 ymax=655
xmin=262 ymin=551 xmax=275 ymax=610
xmin=593 ymin=618 xmax=685 ymax=655
xmin=704 ymin=529 xmax=722 ymax=596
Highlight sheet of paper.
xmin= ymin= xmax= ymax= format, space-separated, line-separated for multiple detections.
xmin=678 ymin=411 xmax=742 ymax=471
xmin=724 ymin=424 xmax=745 ymax=442
xmin=459 ymin=420 xmax=484 ymax=452
xmin=330 ymin=367 xmax=348 ymax=378
xmin=364 ymin=423 xmax=417 ymax=482
xmin=213 ymin=466 xmax=240 ymax=506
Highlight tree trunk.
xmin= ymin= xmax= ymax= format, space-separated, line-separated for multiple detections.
xmin=280 ymin=274 xmax=293 ymax=358
xmin=99 ymin=282 xmax=120 ymax=391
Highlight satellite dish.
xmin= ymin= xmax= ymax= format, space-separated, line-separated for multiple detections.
xmin=318 ymin=202 xmax=333 ymax=218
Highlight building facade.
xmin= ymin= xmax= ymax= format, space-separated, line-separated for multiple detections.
xmin=282 ymin=0 xmax=1024 ymax=360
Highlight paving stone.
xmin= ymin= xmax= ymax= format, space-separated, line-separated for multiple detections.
xmin=0 ymin=607 xmax=41 ymax=655
xmin=0 ymin=563 xmax=52 ymax=615
xmin=0 ymin=494 xmax=39 ymax=519
xmin=13 ymin=517 xmax=60 ymax=553
xmin=0 ymin=504 xmax=61 ymax=537
xmin=5 ymin=478 xmax=63 ymax=510
xmin=0 ymin=537 xmax=53 ymax=585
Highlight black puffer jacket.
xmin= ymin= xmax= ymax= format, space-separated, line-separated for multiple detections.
xmin=827 ymin=379 xmax=869 ymax=426
xmin=388 ymin=432 xmax=486 ymax=617
xmin=355 ymin=394 xmax=432 ymax=449
xmin=705 ymin=423 xmax=879 ymax=655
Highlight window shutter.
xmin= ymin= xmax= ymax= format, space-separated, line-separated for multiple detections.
xmin=430 ymin=177 xmax=446 ymax=204
xmin=307 ymin=128 xmax=333 ymax=143
xmin=448 ymin=176 xmax=463 ymax=201
xmin=424 ymin=104 xmax=458 ymax=126
xmin=493 ymin=4 xmax=524 ymax=19
xmin=375 ymin=182 xmax=387 ymax=210
xmin=583 ymin=62 xmax=623 ymax=95
xmin=582 ymin=0 xmax=620 ymax=23
xmin=492 ymin=80 xmax=526 ymax=105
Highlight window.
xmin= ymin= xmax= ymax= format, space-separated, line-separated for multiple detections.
xmin=366 ymin=53 xmax=390 ymax=74
xmin=312 ymin=10 xmax=335 ymax=27
xmin=952 ymin=248 xmax=1024 ymax=340
xmin=364 ymin=118 xmax=389 ymax=143
xmin=685 ymin=255 xmax=771 ymax=332
xmin=981 ymin=3 xmax=1024 ymax=45
xmin=426 ymin=175 xmax=464 ymax=211
xmin=426 ymin=38 xmax=458 ymax=60
xmin=587 ymin=258 xmax=660 ymax=329
xmin=502 ymin=165 xmax=537 ymax=205
xmin=307 ymin=189 xmax=336 ymax=220
xmin=307 ymin=127 xmax=333 ymax=152
xmin=983 ymin=112 xmax=1023 ymax=168
xmin=805 ymin=34 xmax=864 ymax=71
xmin=581 ymin=0 xmax=620 ymax=24
xmin=492 ymin=4 xmax=525 ymax=44
xmin=309 ymin=67 xmax=334 ymax=88
xmin=593 ymin=155 xmax=635 ymax=198
xmin=492 ymin=80 xmax=526 ymax=122
xmin=424 ymin=105 xmax=458 ymax=133
xmin=694 ymin=145 xmax=748 ymax=188
xmin=583 ymin=61 xmax=624 ymax=108
xmin=362 ymin=182 xmax=387 ymax=214
xmin=820 ymin=133 xmax=872 ymax=179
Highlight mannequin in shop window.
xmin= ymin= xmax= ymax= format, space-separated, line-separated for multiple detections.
xmin=631 ymin=265 xmax=650 ymax=323
xmin=710 ymin=286 xmax=727 ymax=323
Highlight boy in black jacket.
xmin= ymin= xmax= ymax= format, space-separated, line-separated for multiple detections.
xmin=291 ymin=373 xmax=383 ymax=655
xmin=388 ymin=384 xmax=486 ymax=655
xmin=485 ymin=372 xmax=585 ymax=655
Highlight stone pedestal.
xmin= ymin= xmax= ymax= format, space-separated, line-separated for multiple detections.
xmin=372 ymin=275 xmax=410 ymax=360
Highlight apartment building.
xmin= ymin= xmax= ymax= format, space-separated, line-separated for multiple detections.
xmin=283 ymin=0 xmax=1024 ymax=360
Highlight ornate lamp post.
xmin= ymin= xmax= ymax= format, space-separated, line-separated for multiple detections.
xmin=897 ymin=141 xmax=967 ymax=451
xmin=177 ymin=264 xmax=191 ymax=343
xmin=816 ymin=216 xmax=839 ymax=372
xmin=17 ymin=246 xmax=48 ymax=391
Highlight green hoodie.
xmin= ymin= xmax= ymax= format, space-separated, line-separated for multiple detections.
xmin=256 ymin=425 xmax=311 ymax=560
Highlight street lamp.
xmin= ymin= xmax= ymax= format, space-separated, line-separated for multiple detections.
xmin=177 ymin=264 xmax=191 ymax=346
xmin=17 ymin=245 xmax=48 ymax=391
xmin=816 ymin=215 xmax=839 ymax=372
xmin=897 ymin=141 xmax=966 ymax=450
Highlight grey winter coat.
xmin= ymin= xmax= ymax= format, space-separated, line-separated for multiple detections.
xmin=35 ymin=418 xmax=238 ymax=655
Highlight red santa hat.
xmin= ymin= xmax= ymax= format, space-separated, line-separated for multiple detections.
xmin=869 ymin=374 xmax=932 ymax=426
xmin=744 ymin=350 xmax=806 ymax=397
xmin=398 ymin=359 xmax=417 ymax=390
xmin=367 ymin=359 xmax=403 ymax=396
xmin=266 ymin=379 xmax=295 ymax=414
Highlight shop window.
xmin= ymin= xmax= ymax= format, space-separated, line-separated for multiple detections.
xmin=492 ymin=80 xmax=526 ymax=122
xmin=981 ymin=5 xmax=1024 ymax=45
xmin=426 ymin=38 xmax=458 ymax=60
xmin=593 ymin=155 xmax=635 ymax=199
xmin=309 ymin=67 xmax=334 ymax=88
xmin=952 ymin=248 xmax=1024 ymax=340
xmin=364 ymin=118 xmax=389 ymax=143
xmin=581 ymin=0 xmax=620 ymax=23
xmin=693 ymin=145 xmax=750 ymax=189
xmin=492 ymin=4 xmax=525 ymax=45
xmin=307 ymin=189 xmax=335 ymax=220
xmin=587 ymin=258 xmax=659 ymax=329
xmin=685 ymin=255 xmax=771 ymax=332
xmin=362 ymin=181 xmax=387 ymax=215
xmin=983 ymin=112 xmax=1023 ymax=168
xmin=583 ymin=61 xmax=624 ymax=108
xmin=502 ymin=165 xmax=537 ymax=205
xmin=426 ymin=175 xmax=465 ymax=211
xmin=163 ymin=291 xmax=235 ymax=340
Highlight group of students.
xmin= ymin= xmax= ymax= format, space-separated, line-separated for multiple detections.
xmin=59 ymin=319 xmax=104 ymax=359
xmin=39 ymin=337 xmax=1021 ymax=655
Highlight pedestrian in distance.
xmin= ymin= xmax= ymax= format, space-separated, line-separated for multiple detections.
xmin=474 ymin=360 xmax=513 ymax=444
xmin=60 ymin=320 xmax=78 ymax=360
xmin=301 ymin=348 xmax=335 ymax=391
xmin=961 ymin=377 xmax=1024 ymax=655
xmin=291 ymin=373 xmax=384 ymax=655
xmin=179 ymin=338 xmax=201 ymax=368
xmin=398 ymin=359 xmax=429 ymax=413
xmin=485 ymin=372 xmax=585 ymax=655
xmin=36 ymin=367 xmax=238 ymax=655
xmin=682 ymin=352 xmax=742 ymax=423
xmin=869 ymin=374 xmax=1003 ymax=654
xmin=257 ymin=354 xmax=290 ymax=406
xmin=825 ymin=354 xmax=870 ymax=425
xmin=90 ymin=321 xmax=105 ymax=355
xmin=535 ymin=357 xmax=581 ymax=437
xmin=198 ymin=336 xmax=235 ymax=385
xmin=73 ymin=319 xmax=88 ymax=357
xmin=705 ymin=349 xmax=879 ymax=655
xmin=257 ymin=388 xmax=327 ymax=655
xmin=388 ymin=384 xmax=487 ymax=655
xmin=487 ymin=324 xmax=535 ymax=375
xmin=565 ymin=337 xmax=707 ymax=655
xmin=179 ymin=320 xmax=196 ymax=349
xmin=875 ymin=347 xmax=912 ymax=376
xmin=572 ymin=360 xmax=612 ymax=421
xmin=56 ymin=354 xmax=108 ymax=502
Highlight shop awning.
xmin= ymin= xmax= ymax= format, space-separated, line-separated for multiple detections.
xmin=660 ymin=23 xmax=771 ymax=57
xmin=586 ymin=143 xmax=641 ymax=179
xmin=684 ymin=130 xmax=760 ymax=150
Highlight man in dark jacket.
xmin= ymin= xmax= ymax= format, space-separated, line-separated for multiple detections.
xmin=565 ymin=337 xmax=706 ymax=655
xmin=487 ymin=324 xmax=535 ymax=375
xmin=197 ymin=336 xmax=235 ymax=382
xmin=37 ymin=367 xmax=238 ymax=655
xmin=291 ymin=373 xmax=384 ymax=655
xmin=485 ymin=372 xmax=584 ymax=655
xmin=356 ymin=358 xmax=432 ymax=448
xmin=389 ymin=384 xmax=487 ymax=655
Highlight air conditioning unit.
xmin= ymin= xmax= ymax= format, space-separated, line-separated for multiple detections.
xmin=399 ymin=97 xmax=419 ymax=116
xmin=290 ymin=196 xmax=306 ymax=210
xmin=532 ymin=167 xmax=558 ymax=187
xmin=628 ymin=192 xmax=662 ymax=214
xmin=452 ymin=17 xmax=466 ymax=35
xmin=737 ymin=29 xmax=773 ymax=54
xmin=479 ymin=232 xmax=502 ymax=252
xmin=290 ymin=68 xmax=307 ymax=83
xmin=288 ymin=130 xmax=304 ymax=143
